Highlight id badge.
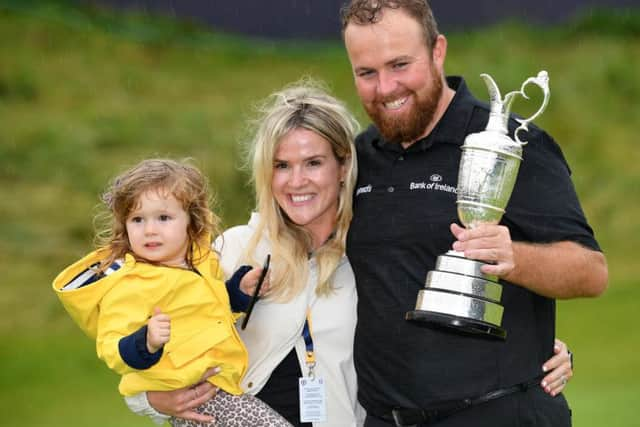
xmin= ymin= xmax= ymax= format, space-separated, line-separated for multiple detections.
xmin=299 ymin=376 xmax=327 ymax=423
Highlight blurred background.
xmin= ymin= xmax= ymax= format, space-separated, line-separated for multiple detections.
xmin=1 ymin=0 xmax=638 ymax=426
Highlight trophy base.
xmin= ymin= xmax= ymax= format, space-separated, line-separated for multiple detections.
xmin=406 ymin=309 xmax=506 ymax=340
xmin=407 ymin=251 xmax=507 ymax=340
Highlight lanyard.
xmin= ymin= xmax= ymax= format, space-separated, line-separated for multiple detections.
xmin=298 ymin=308 xmax=327 ymax=423
xmin=301 ymin=309 xmax=316 ymax=378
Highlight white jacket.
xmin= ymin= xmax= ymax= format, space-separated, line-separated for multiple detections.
xmin=217 ymin=213 xmax=365 ymax=427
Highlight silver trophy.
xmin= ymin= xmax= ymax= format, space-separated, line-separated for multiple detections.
xmin=406 ymin=71 xmax=550 ymax=339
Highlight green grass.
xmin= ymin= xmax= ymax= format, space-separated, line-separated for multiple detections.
xmin=1 ymin=1 xmax=639 ymax=426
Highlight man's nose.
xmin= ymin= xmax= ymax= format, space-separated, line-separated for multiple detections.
xmin=377 ymin=70 xmax=398 ymax=98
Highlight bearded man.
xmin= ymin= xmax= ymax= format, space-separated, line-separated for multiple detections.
xmin=341 ymin=1 xmax=608 ymax=426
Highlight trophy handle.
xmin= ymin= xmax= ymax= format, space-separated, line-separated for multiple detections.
xmin=514 ymin=71 xmax=550 ymax=145
xmin=480 ymin=73 xmax=502 ymax=106
xmin=479 ymin=74 xmax=507 ymax=134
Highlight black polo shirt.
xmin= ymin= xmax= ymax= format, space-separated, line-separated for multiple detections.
xmin=347 ymin=76 xmax=600 ymax=415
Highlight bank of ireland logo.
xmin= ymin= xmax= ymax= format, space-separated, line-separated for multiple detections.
xmin=409 ymin=173 xmax=456 ymax=193
xmin=430 ymin=173 xmax=456 ymax=193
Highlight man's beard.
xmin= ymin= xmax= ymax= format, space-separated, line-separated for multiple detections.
xmin=365 ymin=68 xmax=444 ymax=144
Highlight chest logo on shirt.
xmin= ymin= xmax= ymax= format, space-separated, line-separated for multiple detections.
xmin=409 ymin=174 xmax=457 ymax=194
xmin=355 ymin=184 xmax=372 ymax=196
xmin=355 ymin=177 xmax=456 ymax=196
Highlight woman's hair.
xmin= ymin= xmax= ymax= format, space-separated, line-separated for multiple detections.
xmin=95 ymin=158 xmax=219 ymax=270
xmin=340 ymin=0 xmax=439 ymax=52
xmin=245 ymin=79 xmax=360 ymax=300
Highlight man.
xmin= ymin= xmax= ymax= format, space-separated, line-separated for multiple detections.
xmin=341 ymin=1 xmax=608 ymax=426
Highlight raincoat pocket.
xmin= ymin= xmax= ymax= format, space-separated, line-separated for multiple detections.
xmin=166 ymin=325 xmax=230 ymax=368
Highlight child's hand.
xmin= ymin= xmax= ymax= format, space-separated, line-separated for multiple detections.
xmin=239 ymin=267 xmax=270 ymax=297
xmin=147 ymin=307 xmax=170 ymax=354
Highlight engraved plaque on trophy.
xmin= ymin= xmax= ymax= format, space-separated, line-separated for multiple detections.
xmin=406 ymin=71 xmax=551 ymax=339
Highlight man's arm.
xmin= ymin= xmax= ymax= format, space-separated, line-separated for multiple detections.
xmin=506 ymin=240 xmax=607 ymax=298
xmin=451 ymin=223 xmax=608 ymax=299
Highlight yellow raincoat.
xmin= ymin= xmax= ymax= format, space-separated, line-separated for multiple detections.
xmin=52 ymin=246 xmax=248 ymax=397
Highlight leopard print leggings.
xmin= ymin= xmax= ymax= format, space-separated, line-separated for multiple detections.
xmin=170 ymin=390 xmax=293 ymax=427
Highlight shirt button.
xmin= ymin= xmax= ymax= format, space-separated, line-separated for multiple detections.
xmin=398 ymin=155 xmax=404 ymax=161
xmin=387 ymin=186 xmax=394 ymax=192
xmin=247 ymin=381 xmax=253 ymax=388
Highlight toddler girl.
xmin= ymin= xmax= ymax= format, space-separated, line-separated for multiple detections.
xmin=53 ymin=158 xmax=291 ymax=427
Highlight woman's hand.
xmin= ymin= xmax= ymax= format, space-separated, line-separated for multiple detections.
xmin=540 ymin=338 xmax=573 ymax=396
xmin=147 ymin=367 xmax=220 ymax=422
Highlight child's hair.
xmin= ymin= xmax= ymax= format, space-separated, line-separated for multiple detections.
xmin=95 ymin=158 xmax=219 ymax=270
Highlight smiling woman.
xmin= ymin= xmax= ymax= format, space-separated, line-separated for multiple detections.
xmin=244 ymin=81 xmax=359 ymax=302
xmin=271 ymin=128 xmax=347 ymax=249
xmin=215 ymin=81 xmax=363 ymax=425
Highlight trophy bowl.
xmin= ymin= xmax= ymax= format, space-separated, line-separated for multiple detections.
xmin=457 ymin=135 xmax=523 ymax=228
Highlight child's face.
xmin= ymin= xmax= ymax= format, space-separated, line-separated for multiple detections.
xmin=125 ymin=189 xmax=190 ymax=267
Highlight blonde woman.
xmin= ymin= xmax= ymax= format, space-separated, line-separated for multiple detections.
xmin=215 ymin=82 xmax=364 ymax=426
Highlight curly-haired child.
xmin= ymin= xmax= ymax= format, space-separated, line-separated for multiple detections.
xmin=53 ymin=158 xmax=291 ymax=427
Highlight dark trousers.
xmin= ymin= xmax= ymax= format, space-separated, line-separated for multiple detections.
xmin=364 ymin=386 xmax=571 ymax=427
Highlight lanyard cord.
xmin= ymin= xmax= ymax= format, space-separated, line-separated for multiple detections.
xmin=302 ymin=308 xmax=316 ymax=378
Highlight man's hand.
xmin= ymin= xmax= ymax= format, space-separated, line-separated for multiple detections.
xmin=147 ymin=307 xmax=170 ymax=354
xmin=450 ymin=223 xmax=515 ymax=277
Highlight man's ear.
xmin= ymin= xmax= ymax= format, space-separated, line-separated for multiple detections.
xmin=432 ymin=34 xmax=447 ymax=68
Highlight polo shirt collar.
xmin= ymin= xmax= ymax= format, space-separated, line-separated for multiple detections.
xmin=373 ymin=76 xmax=477 ymax=153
